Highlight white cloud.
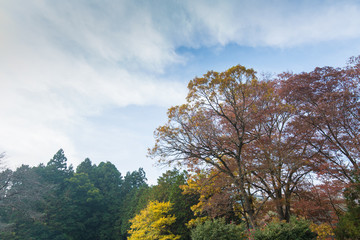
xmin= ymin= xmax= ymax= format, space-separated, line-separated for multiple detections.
xmin=181 ymin=0 xmax=360 ymax=47
xmin=0 ymin=0 xmax=187 ymax=169
xmin=1 ymin=0 xmax=360 ymax=175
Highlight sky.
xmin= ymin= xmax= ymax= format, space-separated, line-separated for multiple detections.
xmin=1 ymin=0 xmax=360 ymax=184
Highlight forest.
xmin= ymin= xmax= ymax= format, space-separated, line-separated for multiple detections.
xmin=1 ymin=56 xmax=360 ymax=240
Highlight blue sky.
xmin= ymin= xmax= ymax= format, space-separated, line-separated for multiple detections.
xmin=1 ymin=0 xmax=360 ymax=184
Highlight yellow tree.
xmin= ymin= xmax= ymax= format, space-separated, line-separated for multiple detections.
xmin=128 ymin=201 xmax=180 ymax=240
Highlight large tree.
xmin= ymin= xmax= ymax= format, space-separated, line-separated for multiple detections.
xmin=150 ymin=65 xmax=279 ymax=228
xmin=150 ymin=64 xmax=321 ymax=227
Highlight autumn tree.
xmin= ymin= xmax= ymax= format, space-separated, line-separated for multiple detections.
xmin=292 ymin=181 xmax=344 ymax=226
xmin=128 ymin=200 xmax=180 ymax=240
xmin=150 ymin=65 xmax=278 ymax=228
xmin=181 ymin=169 xmax=243 ymax=224
xmin=245 ymin=81 xmax=317 ymax=222
xmin=280 ymin=57 xmax=360 ymax=184
xmin=278 ymin=56 xmax=360 ymax=233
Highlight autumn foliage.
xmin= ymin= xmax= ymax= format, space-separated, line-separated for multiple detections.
xmin=128 ymin=201 xmax=180 ymax=240
xmin=150 ymin=56 xmax=360 ymax=234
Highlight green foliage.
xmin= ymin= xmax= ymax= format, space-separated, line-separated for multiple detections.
xmin=1 ymin=150 xmax=155 ymax=240
xmin=77 ymin=159 xmax=124 ymax=239
xmin=335 ymin=211 xmax=360 ymax=240
xmin=116 ymin=168 xmax=149 ymax=239
xmin=121 ymin=168 xmax=147 ymax=194
xmin=94 ymin=161 xmax=124 ymax=239
xmin=190 ymin=218 xmax=246 ymax=240
xmin=335 ymin=176 xmax=360 ymax=240
xmin=117 ymin=184 xmax=150 ymax=239
xmin=40 ymin=149 xmax=73 ymax=185
xmin=0 ymin=219 xmax=67 ymax=240
xmin=45 ymin=172 xmax=104 ymax=239
xmin=251 ymin=216 xmax=317 ymax=240
xmin=151 ymin=169 xmax=198 ymax=240
xmin=0 ymin=165 xmax=62 ymax=240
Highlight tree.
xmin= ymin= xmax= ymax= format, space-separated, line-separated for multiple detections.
xmin=278 ymin=56 xmax=360 ymax=234
xmin=128 ymin=201 xmax=180 ymax=240
xmin=77 ymin=159 xmax=124 ymax=239
xmin=150 ymin=65 xmax=317 ymax=227
xmin=292 ymin=181 xmax=344 ymax=226
xmin=38 ymin=149 xmax=73 ymax=187
xmin=0 ymin=165 xmax=56 ymax=239
xmin=245 ymin=81 xmax=316 ymax=222
xmin=150 ymin=169 xmax=198 ymax=240
xmin=94 ymin=162 xmax=123 ymax=239
xmin=45 ymin=172 xmax=103 ymax=240
xmin=150 ymin=65 xmax=275 ymax=228
xmin=279 ymin=57 xmax=360 ymax=184
xmin=181 ymin=169 xmax=243 ymax=224
xmin=0 ymin=169 xmax=12 ymax=202
xmin=121 ymin=168 xmax=147 ymax=195
xmin=116 ymin=168 xmax=149 ymax=240
xmin=0 ymin=152 xmax=10 ymax=199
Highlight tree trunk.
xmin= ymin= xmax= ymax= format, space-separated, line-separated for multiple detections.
xmin=236 ymin=177 xmax=256 ymax=229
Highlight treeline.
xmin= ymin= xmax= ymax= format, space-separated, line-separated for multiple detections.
xmin=0 ymin=149 xmax=197 ymax=240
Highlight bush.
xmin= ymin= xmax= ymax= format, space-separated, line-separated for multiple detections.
xmin=309 ymin=222 xmax=335 ymax=240
xmin=335 ymin=178 xmax=360 ymax=240
xmin=335 ymin=207 xmax=360 ymax=240
xmin=190 ymin=218 xmax=246 ymax=240
xmin=251 ymin=216 xmax=317 ymax=240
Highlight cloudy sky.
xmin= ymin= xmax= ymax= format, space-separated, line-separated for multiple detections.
xmin=1 ymin=0 xmax=360 ymax=184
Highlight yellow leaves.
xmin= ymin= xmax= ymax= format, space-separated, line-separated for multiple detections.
xmin=128 ymin=201 xmax=180 ymax=240
xmin=186 ymin=216 xmax=209 ymax=228
xmin=186 ymin=65 xmax=259 ymax=103
xmin=310 ymin=222 xmax=335 ymax=240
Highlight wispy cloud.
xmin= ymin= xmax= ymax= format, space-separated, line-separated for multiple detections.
xmin=182 ymin=0 xmax=360 ymax=47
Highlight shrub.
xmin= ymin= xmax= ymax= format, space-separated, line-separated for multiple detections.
xmin=334 ymin=178 xmax=360 ymax=240
xmin=190 ymin=218 xmax=246 ymax=240
xmin=335 ymin=207 xmax=360 ymax=240
xmin=251 ymin=216 xmax=317 ymax=240
xmin=309 ymin=222 xmax=335 ymax=240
